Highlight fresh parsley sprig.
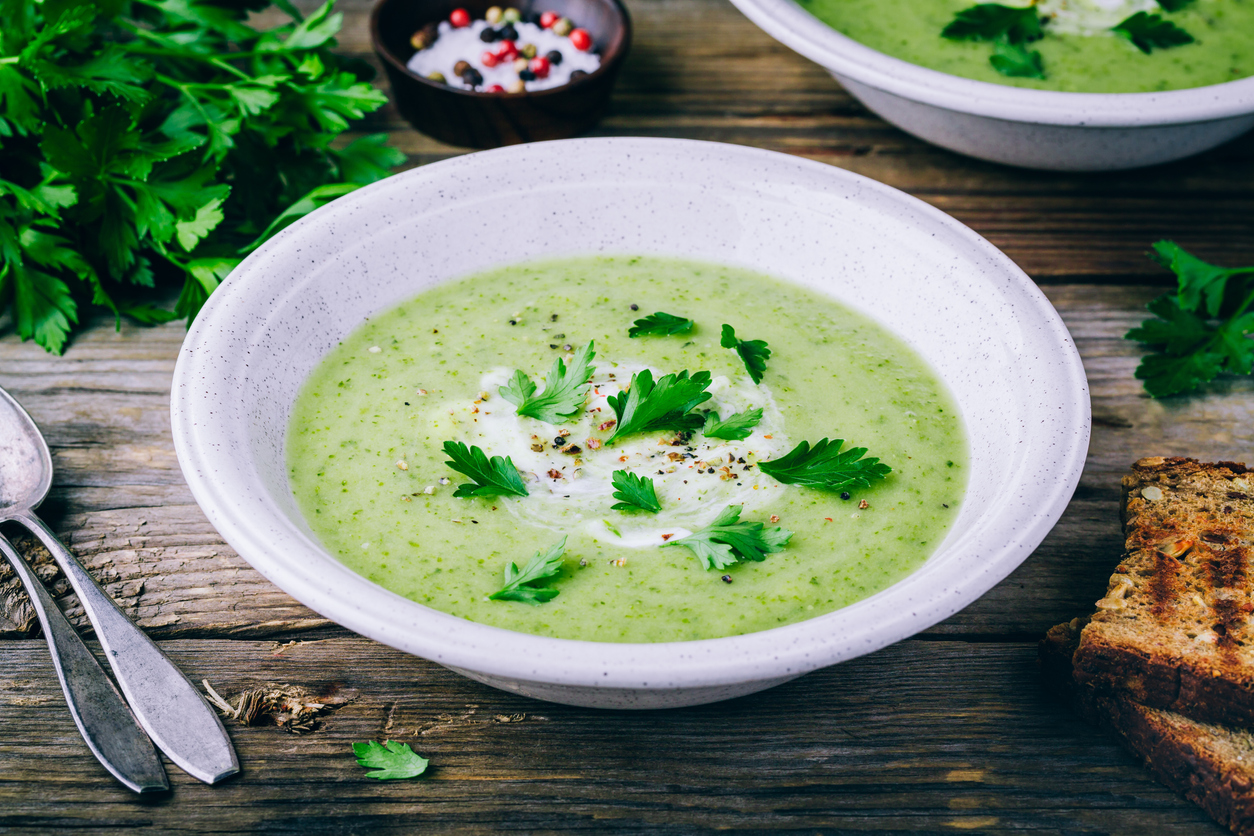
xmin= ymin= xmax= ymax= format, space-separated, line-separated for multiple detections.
xmin=759 ymin=439 xmax=892 ymax=492
xmin=702 ymin=408 xmax=764 ymax=441
xmin=664 ymin=505 xmax=794 ymax=571
xmin=720 ymin=325 xmax=771 ymax=384
xmin=610 ymin=470 xmax=662 ymax=513
xmin=489 ymin=538 xmax=567 ymax=604
xmin=942 ymin=4 xmax=1043 ymax=44
xmin=0 ymin=0 xmax=401 ymax=354
xmin=353 ymin=740 xmax=429 ymax=780
xmin=500 ymin=341 xmax=596 ymax=424
xmin=941 ymin=4 xmax=1046 ymax=80
xmin=1156 ymin=0 xmax=1194 ymax=10
xmin=629 ymin=311 xmax=694 ymax=338
xmin=442 ymin=441 xmax=529 ymax=498
xmin=1112 ymin=12 xmax=1194 ymax=54
xmin=1125 ymin=242 xmax=1254 ymax=397
xmin=606 ymin=369 xmax=714 ymax=442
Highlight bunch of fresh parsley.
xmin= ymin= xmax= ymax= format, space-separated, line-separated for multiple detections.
xmin=0 ymin=0 xmax=402 ymax=353
xmin=942 ymin=0 xmax=1196 ymax=81
xmin=1126 ymin=242 xmax=1254 ymax=398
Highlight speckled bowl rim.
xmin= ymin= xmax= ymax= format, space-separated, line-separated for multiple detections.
xmin=727 ymin=0 xmax=1254 ymax=127
xmin=172 ymin=137 xmax=1090 ymax=692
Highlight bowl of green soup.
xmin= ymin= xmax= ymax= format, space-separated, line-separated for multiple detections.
xmin=171 ymin=137 xmax=1089 ymax=708
xmin=728 ymin=0 xmax=1254 ymax=170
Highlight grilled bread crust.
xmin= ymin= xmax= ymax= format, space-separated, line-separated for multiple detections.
xmin=1071 ymin=457 xmax=1254 ymax=727
xmin=1043 ymin=619 xmax=1254 ymax=836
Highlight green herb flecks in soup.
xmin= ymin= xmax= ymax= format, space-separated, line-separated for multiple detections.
xmin=287 ymin=256 xmax=967 ymax=642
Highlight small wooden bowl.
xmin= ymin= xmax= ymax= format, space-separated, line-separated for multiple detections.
xmin=371 ymin=0 xmax=631 ymax=148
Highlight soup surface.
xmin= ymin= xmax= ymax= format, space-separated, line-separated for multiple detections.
xmin=287 ymin=256 xmax=966 ymax=642
xmin=798 ymin=0 xmax=1254 ymax=93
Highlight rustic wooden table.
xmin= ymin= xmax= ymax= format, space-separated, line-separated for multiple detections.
xmin=2 ymin=0 xmax=1253 ymax=832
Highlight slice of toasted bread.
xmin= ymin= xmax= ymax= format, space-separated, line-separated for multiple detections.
xmin=1071 ymin=456 xmax=1254 ymax=727
xmin=1043 ymin=619 xmax=1254 ymax=836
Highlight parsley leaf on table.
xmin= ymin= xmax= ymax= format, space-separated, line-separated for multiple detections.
xmin=606 ymin=369 xmax=714 ymax=442
xmin=500 ymin=342 xmax=596 ymax=425
xmin=702 ymin=408 xmax=764 ymax=441
xmin=610 ymin=470 xmax=662 ymax=513
xmin=352 ymin=740 xmax=429 ymax=780
xmin=759 ymin=439 xmax=892 ymax=492
xmin=1112 ymin=12 xmax=1194 ymax=53
xmin=720 ymin=324 xmax=771 ymax=384
xmin=442 ymin=441 xmax=529 ymax=498
xmin=0 ymin=0 xmax=402 ymax=354
xmin=489 ymin=538 xmax=567 ymax=605
xmin=628 ymin=311 xmax=694 ymax=338
xmin=1125 ymin=242 xmax=1254 ymax=397
xmin=663 ymin=505 xmax=794 ymax=571
xmin=942 ymin=4 xmax=1046 ymax=79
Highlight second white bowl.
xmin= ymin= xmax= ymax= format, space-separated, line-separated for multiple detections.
xmin=728 ymin=0 xmax=1254 ymax=171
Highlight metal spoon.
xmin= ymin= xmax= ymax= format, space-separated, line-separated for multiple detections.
xmin=0 ymin=386 xmax=238 ymax=785
xmin=0 ymin=533 xmax=168 ymax=793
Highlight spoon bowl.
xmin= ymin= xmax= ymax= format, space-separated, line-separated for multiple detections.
xmin=0 ymin=388 xmax=52 ymax=512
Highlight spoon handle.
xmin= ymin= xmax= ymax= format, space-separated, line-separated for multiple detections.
xmin=0 ymin=533 xmax=168 ymax=793
xmin=12 ymin=511 xmax=239 ymax=785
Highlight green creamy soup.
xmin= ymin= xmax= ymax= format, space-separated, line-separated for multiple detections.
xmin=798 ymin=0 xmax=1254 ymax=93
xmin=287 ymin=257 xmax=967 ymax=642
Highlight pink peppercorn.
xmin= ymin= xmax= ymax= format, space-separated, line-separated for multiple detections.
xmin=481 ymin=50 xmax=500 ymax=67
xmin=486 ymin=84 xmax=505 ymax=92
xmin=496 ymin=39 xmax=518 ymax=60
xmin=569 ymin=28 xmax=592 ymax=51
xmin=529 ymin=55 xmax=551 ymax=78
xmin=539 ymin=10 xmax=559 ymax=28
xmin=449 ymin=8 xmax=471 ymax=27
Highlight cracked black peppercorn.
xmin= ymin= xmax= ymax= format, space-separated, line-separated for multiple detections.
xmin=480 ymin=26 xmax=500 ymax=42
xmin=546 ymin=49 xmax=563 ymax=66
xmin=841 ymin=491 xmax=851 ymax=500
xmin=499 ymin=24 xmax=518 ymax=40
xmin=721 ymin=575 xmax=733 ymax=584
xmin=519 ymin=69 xmax=536 ymax=81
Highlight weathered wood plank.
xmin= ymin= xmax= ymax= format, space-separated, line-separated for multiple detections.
xmin=0 ymin=637 xmax=1229 ymax=834
xmin=4 ymin=284 xmax=1254 ymax=640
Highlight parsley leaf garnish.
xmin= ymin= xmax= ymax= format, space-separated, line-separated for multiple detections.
xmin=990 ymin=41 xmax=1046 ymax=79
xmin=353 ymin=740 xmax=429 ymax=780
xmin=663 ymin=505 xmax=794 ymax=571
xmin=942 ymin=4 xmax=1046 ymax=79
xmin=606 ymin=369 xmax=714 ymax=442
xmin=610 ymin=470 xmax=662 ymax=513
xmin=442 ymin=441 xmax=529 ymax=498
xmin=489 ymin=537 xmax=567 ymax=604
xmin=942 ymin=4 xmax=1043 ymax=44
xmin=720 ymin=324 xmax=771 ymax=384
xmin=500 ymin=341 xmax=596 ymax=424
xmin=702 ymin=408 xmax=764 ymax=441
xmin=1156 ymin=0 xmax=1194 ymax=10
xmin=1125 ymin=242 xmax=1254 ymax=397
xmin=759 ymin=438 xmax=892 ymax=491
xmin=1112 ymin=12 xmax=1194 ymax=54
xmin=629 ymin=311 xmax=694 ymax=338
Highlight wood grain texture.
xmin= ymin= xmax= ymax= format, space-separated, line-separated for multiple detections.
xmin=0 ymin=637 xmax=1232 ymax=834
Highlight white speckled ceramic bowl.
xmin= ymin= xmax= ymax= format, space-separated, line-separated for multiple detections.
xmin=171 ymin=137 xmax=1089 ymax=709
xmin=727 ymin=0 xmax=1254 ymax=171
